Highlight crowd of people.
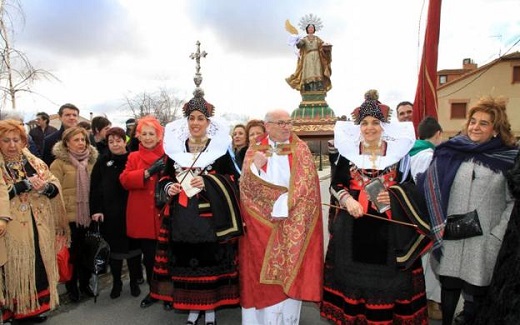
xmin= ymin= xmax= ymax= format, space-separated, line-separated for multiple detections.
xmin=0 ymin=91 xmax=519 ymax=325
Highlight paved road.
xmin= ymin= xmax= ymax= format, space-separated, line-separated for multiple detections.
xmin=46 ymin=278 xmax=328 ymax=325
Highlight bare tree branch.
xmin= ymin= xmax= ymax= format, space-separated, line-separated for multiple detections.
xmin=123 ymin=88 xmax=184 ymax=125
xmin=0 ymin=0 xmax=58 ymax=112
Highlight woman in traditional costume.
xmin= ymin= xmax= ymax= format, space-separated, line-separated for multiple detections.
xmin=0 ymin=119 xmax=68 ymax=323
xmin=151 ymin=91 xmax=242 ymax=325
xmin=419 ymin=97 xmax=518 ymax=325
xmin=320 ymin=93 xmax=429 ymax=324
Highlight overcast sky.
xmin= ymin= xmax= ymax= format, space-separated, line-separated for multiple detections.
xmin=8 ymin=0 xmax=520 ymax=126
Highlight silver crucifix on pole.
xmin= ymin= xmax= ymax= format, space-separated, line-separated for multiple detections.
xmin=189 ymin=40 xmax=207 ymax=88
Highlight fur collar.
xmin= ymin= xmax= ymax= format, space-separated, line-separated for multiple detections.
xmin=52 ymin=141 xmax=98 ymax=164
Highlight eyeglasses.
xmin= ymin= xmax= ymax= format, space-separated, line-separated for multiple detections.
xmin=267 ymin=120 xmax=293 ymax=127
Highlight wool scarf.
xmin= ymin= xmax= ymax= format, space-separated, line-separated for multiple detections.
xmin=418 ymin=135 xmax=518 ymax=259
xmin=69 ymin=149 xmax=92 ymax=227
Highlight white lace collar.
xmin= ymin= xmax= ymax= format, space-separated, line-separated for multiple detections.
xmin=334 ymin=121 xmax=415 ymax=170
xmin=163 ymin=116 xmax=231 ymax=168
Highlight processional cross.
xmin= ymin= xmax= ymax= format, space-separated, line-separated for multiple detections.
xmin=189 ymin=41 xmax=207 ymax=88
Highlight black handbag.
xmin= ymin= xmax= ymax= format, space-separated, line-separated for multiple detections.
xmin=443 ymin=210 xmax=483 ymax=240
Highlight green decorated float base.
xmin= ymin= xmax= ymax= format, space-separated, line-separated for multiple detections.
xmin=291 ymin=90 xmax=335 ymax=119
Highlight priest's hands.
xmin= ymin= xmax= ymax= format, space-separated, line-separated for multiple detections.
xmin=253 ymin=151 xmax=267 ymax=170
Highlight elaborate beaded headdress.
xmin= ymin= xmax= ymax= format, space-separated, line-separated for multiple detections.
xmin=351 ymin=89 xmax=392 ymax=124
xmin=298 ymin=13 xmax=323 ymax=32
xmin=182 ymin=88 xmax=215 ymax=118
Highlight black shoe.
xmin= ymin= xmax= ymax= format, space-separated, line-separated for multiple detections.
xmin=163 ymin=301 xmax=173 ymax=311
xmin=20 ymin=314 xmax=48 ymax=323
xmin=80 ymin=285 xmax=95 ymax=298
xmin=110 ymin=281 xmax=122 ymax=299
xmin=66 ymin=282 xmax=80 ymax=302
xmin=130 ymin=282 xmax=141 ymax=297
xmin=140 ymin=293 xmax=157 ymax=308
xmin=205 ymin=322 xmax=216 ymax=325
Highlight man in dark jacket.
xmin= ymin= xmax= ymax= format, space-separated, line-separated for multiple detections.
xmin=42 ymin=103 xmax=80 ymax=165
xmin=29 ymin=112 xmax=57 ymax=157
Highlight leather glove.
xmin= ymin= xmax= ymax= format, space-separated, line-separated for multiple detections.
xmin=147 ymin=157 xmax=165 ymax=176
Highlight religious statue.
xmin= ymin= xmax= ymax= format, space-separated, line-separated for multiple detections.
xmin=285 ymin=14 xmax=332 ymax=93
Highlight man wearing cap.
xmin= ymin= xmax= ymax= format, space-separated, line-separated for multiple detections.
xmin=239 ymin=108 xmax=324 ymax=324
xmin=125 ymin=118 xmax=135 ymax=142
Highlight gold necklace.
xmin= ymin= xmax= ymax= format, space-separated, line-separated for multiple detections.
xmin=4 ymin=156 xmax=31 ymax=215
xmin=362 ymin=142 xmax=385 ymax=169
xmin=188 ymin=137 xmax=209 ymax=161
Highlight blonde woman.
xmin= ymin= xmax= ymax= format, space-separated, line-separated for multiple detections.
xmin=50 ymin=126 xmax=98 ymax=302
xmin=0 ymin=119 xmax=68 ymax=323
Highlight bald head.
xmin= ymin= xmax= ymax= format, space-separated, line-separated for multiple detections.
xmin=264 ymin=109 xmax=292 ymax=142
xmin=264 ymin=109 xmax=290 ymax=122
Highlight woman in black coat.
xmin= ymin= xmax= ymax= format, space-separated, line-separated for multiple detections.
xmin=90 ymin=127 xmax=142 ymax=299
xmin=474 ymin=149 xmax=520 ymax=325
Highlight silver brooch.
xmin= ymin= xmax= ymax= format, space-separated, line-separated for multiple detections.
xmin=106 ymin=160 xmax=114 ymax=167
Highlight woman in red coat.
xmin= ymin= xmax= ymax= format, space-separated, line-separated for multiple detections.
xmin=119 ymin=115 xmax=165 ymax=309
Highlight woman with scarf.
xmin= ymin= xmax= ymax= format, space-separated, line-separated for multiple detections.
xmin=50 ymin=126 xmax=98 ymax=302
xmin=151 ymin=92 xmax=241 ymax=325
xmin=320 ymin=91 xmax=429 ymax=324
xmin=0 ymin=119 xmax=68 ymax=323
xmin=119 ymin=115 xmax=167 ymax=309
xmin=90 ymin=127 xmax=142 ymax=299
xmin=419 ymin=96 xmax=518 ymax=325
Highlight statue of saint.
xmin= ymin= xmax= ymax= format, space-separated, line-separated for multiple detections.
xmin=285 ymin=14 xmax=332 ymax=92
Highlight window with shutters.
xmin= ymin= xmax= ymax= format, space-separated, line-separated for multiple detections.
xmin=451 ymin=102 xmax=467 ymax=119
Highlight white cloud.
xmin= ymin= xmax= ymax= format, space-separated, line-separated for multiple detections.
xmin=8 ymin=0 xmax=520 ymax=126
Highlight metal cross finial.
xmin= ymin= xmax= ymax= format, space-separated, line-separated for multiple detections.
xmin=189 ymin=40 xmax=207 ymax=87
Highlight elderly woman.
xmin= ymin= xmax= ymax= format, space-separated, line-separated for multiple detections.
xmin=119 ymin=115 xmax=166 ymax=309
xmin=245 ymin=119 xmax=265 ymax=145
xmin=420 ymin=97 xmax=518 ymax=325
xmin=320 ymin=94 xmax=429 ymax=324
xmin=0 ymin=119 xmax=68 ymax=323
xmin=90 ymin=127 xmax=142 ymax=299
xmin=50 ymin=126 xmax=98 ymax=302
xmin=151 ymin=93 xmax=241 ymax=325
